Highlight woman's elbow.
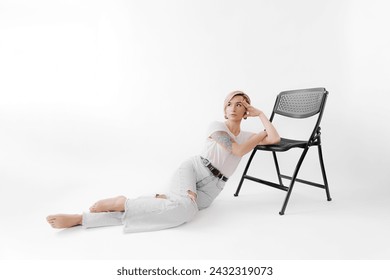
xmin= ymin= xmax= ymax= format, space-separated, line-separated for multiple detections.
xmin=272 ymin=136 xmax=281 ymax=145
xmin=264 ymin=136 xmax=280 ymax=145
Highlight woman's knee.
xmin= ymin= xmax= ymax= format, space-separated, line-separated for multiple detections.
xmin=152 ymin=193 xmax=198 ymax=223
xmin=187 ymin=190 xmax=197 ymax=202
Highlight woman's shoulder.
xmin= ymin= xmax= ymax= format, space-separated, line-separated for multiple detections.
xmin=205 ymin=121 xmax=228 ymax=137
xmin=207 ymin=121 xmax=227 ymax=131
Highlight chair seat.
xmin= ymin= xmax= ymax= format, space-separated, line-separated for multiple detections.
xmin=256 ymin=137 xmax=308 ymax=152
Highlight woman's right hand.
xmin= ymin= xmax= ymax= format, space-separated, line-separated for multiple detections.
xmin=243 ymin=101 xmax=263 ymax=117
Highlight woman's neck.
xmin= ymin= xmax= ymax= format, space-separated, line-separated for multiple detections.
xmin=225 ymin=120 xmax=241 ymax=136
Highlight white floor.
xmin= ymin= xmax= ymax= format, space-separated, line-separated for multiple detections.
xmin=1 ymin=160 xmax=389 ymax=260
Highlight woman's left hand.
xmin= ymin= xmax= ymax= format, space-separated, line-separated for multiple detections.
xmin=243 ymin=101 xmax=263 ymax=117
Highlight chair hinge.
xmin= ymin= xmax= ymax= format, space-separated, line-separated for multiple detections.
xmin=309 ymin=127 xmax=322 ymax=145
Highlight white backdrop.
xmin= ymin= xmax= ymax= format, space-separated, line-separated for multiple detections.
xmin=1 ymin=0 xmax=390 ymax=261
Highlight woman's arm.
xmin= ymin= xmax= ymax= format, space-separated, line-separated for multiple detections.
xmin=231 ymin=132 xmax=270 ymax=157
xmin=210 ymin=129 xmax=279 ymax=157
xmin=209 ymin=103 xmax=280 ymax=157
xmin=210 ymin=131 xmax=269 ymax=157
xmin=243 ymin=101 xmax=280 ymax=146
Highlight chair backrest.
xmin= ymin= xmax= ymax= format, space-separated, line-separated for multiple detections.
xmin=272 ymin=87 xmax=328 ymax=119
xmin=270 ymin=87 xmax=328 ymax=144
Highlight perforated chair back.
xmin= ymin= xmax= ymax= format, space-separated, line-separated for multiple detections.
xmin=273 ymin=88 xmax=327 ymax=119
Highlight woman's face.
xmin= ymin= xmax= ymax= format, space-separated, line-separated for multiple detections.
xmin=225 ymin=95 xmax=247 ymax=120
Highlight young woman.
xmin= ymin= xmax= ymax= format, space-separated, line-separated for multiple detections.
xmin=46 ymin=91 xmax=280 ymax=233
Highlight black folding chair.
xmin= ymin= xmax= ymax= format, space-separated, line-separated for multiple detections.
xmin=234 ymin=87 xmax=331 ymax=215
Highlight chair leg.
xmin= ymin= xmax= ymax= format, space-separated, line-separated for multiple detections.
xmin=272 ymin=151 xmax=283 ymax=186
xmin=234 ymin=149 xmax=257 ymax=197
xmin=279 ymin=148 xmax=309 ymax=215
xmin=318 ymin=145 xmax=331 ymax=201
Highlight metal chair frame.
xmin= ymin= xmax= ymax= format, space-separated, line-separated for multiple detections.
xmin=234 ymin=88 xmax=331 ymax=215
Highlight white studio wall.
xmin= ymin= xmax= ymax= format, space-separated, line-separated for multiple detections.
xmin=1 ymin=0 xmax=390 ymax=261
xmin=1 ymin=0 xmax=389 ymax=195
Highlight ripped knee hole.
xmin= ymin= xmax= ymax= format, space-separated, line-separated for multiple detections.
xmin=155 ymin=191 xmax=196 ymax=201
xmin=187 ymin=190 xmax=197 ymax=202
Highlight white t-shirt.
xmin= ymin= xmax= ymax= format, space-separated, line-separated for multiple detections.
xmin=200 ymin=121 xmax=254 ymax=178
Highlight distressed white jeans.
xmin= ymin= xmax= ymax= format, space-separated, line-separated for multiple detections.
xmin=82 ymin=156 xmax=226 ymax=233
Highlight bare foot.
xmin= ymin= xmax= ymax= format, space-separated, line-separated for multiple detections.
xmin=89 ymin=195 xmax=126 ymax=213
xmin=46 ymin=214 xmax=82 ymax=228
